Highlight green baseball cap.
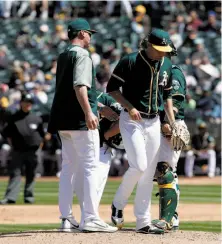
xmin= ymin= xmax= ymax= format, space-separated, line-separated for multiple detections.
xmin=68 ymin=18 xmax=97 ymax=36
xmin=148 ymin=29 xmax=172 ymax=52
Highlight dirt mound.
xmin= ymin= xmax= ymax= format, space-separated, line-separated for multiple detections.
xmin=0 ymin=230 xmax=220 ymax=244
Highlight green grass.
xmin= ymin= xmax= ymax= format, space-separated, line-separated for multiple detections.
xmin=0 ymin=180 xmax=220 ymax=204
xmin=0 ymin=221 xmax=220 ymax=234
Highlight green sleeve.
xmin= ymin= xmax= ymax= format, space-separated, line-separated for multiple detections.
xmin=97 ymin=92 xmax=117 ymax=107
xmin=107 ymin=55 xmax=129 ymax=92
xmin=171 ymin=66 xmax=186 ymax=109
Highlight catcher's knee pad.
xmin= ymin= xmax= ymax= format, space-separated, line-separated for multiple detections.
xmin=156 ymin=161 xmax=179 ymax=224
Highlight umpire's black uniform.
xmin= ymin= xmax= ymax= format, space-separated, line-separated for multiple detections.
xmin=0 ymin=94 xmax=45 ymax=204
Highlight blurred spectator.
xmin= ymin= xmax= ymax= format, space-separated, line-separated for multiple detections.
xmin=31 ymin=24 xmax=51 ymax=50
xmin=186 ymin=10 xmax=203 ymax=32
xmin=0 ymin=46 xmax=9 ymax=70
xmin=196 ymin=89 xmax=221 ymax=121
xmin=15 ymin=26 xmax=32 ymax=49
xmin=1 ymin=0 xmax=16 ymax=18
xmin=105 ymin=0 xmax=133 ymax=19
xmin=51 ymin=24 xmax=68 ymax=48
xmin=175 ymin=15 xmax=186 ymax=37
xmin=184 ymin=94 xmax=196 ymax=111
xmin=28 ymin=0 xmax=48 ymax=20
xmin=185 ymin=121 xmax=216 ymax=178
xmin=214 ymin=80 xmax=222 ymax=95
xmin=199 ymin=11 xmax=221 ymax=37
xmin=89 ymin=45 xmax=101 ymax=69
xmin=169 ymin=26 xmax=183 ymax=49
xmin=131 ymin=4 xmax=150 ymax=50
xmin=181 ymin=29 xmax=198 ymax=48
xmin=191 ymin=38 xmax=207 ymax=66
xmin=110 ymin=49 xmax=121 ymax=73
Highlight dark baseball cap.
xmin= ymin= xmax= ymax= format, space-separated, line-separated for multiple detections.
xmin=21 ymin=93 xmax=34 ymax=104
xmin=68 ymin=18 xmax=97 ymax=36
xmin=148 ymin=29 xmax=172 ymax=52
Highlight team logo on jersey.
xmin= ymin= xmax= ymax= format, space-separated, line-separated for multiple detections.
xmin=172 ymin=80 xmax=180 ymax=90
xmin=159 ymin=71 xmax=168 ymax=86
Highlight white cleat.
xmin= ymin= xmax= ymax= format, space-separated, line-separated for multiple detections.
xmin=83 ymin=219 xmax=118 ymax=233
xmin=171 ymin=212 xmax=179 ymax=230
xmin=59 ymin=217 xmax=80 ymax=232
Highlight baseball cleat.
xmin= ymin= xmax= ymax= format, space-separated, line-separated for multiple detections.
xmin=59 ymin=218 xmax=80 ymax=232
xmin=171 ymin=212 xmax=179 ymax=230
xmin=151 ymin=219 xmax=171 ymax=231
xmin=136 ymin=224 xmax=164 ymax=234
xmin=0 ymin=199 xmax=16 ymax=204
xmin=111 ymin=203 xmax=124 ymax=229
xmin=82 ymin=219 xmax=118 ymax=233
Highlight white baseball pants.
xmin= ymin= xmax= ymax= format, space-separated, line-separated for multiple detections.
xmin=113 ymin=111 xmax=161 ymax=230
xmin=58 ymin=130 xmax=100 ymax=223
xmin=76 ymin=143 xmax=112 ymax=228
xmin=185 ymin=149 xmax=216 ymax=177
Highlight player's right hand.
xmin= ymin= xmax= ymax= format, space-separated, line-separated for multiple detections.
xmin=85 ymin=112 xmax=99 ymax=130
xmin=128 ymin=108 xmax=142 ymax=121
xmin=161 ymin=123 xmax=172 ymax=134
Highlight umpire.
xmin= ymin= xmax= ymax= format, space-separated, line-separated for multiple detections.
xmin=0 ymin=93 xmax=45 ymax=204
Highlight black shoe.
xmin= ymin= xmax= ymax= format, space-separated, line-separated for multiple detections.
xmin=111 ymin=203 xmax=124 ymax=228
xmin=0 ymin=199 xmax=16 ymax=204
xmin=136 ymin=224 xmax=164 ymax=234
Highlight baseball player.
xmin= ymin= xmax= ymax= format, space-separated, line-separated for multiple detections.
xmin=75 ymin=91 xmax=123 ymax=230
xmin=185 ymin=121 xmax=216 ymax=178
xmin=151 ymin=42 xmax=187 ymax=231
xmin=48 ymin=18 xmax=117 ymax=233
xmin=107 ymin=29 xmax=178 ymax=234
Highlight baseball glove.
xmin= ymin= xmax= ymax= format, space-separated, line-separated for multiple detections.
xmin=105 ymin=133 xmax=124 ymax=150
xmin=171 ymin=122 xmax=190 ymax=151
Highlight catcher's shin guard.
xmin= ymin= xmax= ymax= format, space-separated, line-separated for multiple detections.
xmin=153 ymin=162 xmax=179 ymax=230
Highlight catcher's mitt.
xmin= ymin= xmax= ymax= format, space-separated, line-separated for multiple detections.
xmin=171 ymin=122 xmax=190 ymax=151
xmin=105 ymin=133 xmax=124 ymax=150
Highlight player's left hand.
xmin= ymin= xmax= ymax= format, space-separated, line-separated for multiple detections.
xmin=170 ymin=121 xmax=190 ymax=151
xmin=100 ymin=106 xmax=119 ymax=121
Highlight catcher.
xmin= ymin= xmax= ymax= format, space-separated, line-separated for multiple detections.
xmin=152 ymin=42 xmax=190 ymax=231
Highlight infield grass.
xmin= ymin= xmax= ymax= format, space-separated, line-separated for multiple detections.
xmin=0 ymin=180 xmax=220 ymax=204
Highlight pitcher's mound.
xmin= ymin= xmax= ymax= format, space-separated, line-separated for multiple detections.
xmin=0 ymin=230 xmax=220 ymax=244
